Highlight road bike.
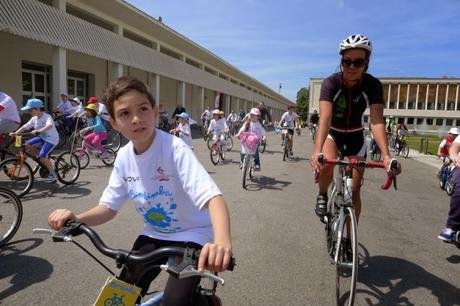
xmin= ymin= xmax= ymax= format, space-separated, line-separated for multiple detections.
xmin=240 ymin=132 xmax=261 ymax=189
xmin=317 ymin=154 xmax=399 ymax=306
xmin=73 ymin=132 xmax=116 ymax=169
xmin=33 ymin=221 xmax=235 ymax=306
xmin=0 ymin=187 xmax=22 ymax=248
xmin=0 ymin=133 xmax=80 ymax=197
xmin=209 ymin=132 xmax=226 ymax=165
xmin=281 ymin=128 xmax=293 ymax=161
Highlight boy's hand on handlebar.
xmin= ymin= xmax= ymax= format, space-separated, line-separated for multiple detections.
xmin=198 ymin=242 xmax=232 ymax=273
xmin=48 ymin=209 xmax=77 ymax=231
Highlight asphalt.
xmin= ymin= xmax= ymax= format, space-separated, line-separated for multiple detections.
xmin=0 ymin=128 xmax=459 ymax=305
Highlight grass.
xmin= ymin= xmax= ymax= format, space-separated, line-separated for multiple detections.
xmin=405 ymin=134 xmax=442 ymax=155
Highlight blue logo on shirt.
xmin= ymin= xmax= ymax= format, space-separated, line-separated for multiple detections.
xmin=144 ymin=202 xmax=181 ymax=233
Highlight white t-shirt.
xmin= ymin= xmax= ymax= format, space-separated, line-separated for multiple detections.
xmin=237 ymin=120 xmax=266 ymax=154
xmin=22 ymin=113 xmax=60 ymax=145
xmin=177 ymin=122 xmax=192 ymax=148
xmin=57 ymin=99 xmax=73 ymax=115
xmin=99 ymin=129 xmax=222 ymax=245
xmin=208 ymin=118 xmax=228 ymax=134
xmin=97 ymin=103 xmax=110 ymax=121
xmin=281 ymin=112 xmax=298 ymax=129
xmin=0 ymin=92 xmax=20 ymax=123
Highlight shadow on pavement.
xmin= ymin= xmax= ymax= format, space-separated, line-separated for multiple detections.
xmin=252 ymin=175 xmax=291 ymax=190
xmin=446 ymin=254 xmax=460 ymax=264
xmin=0 ymin=238 xmax=53 ymax=301
xmin=21 ymin=180 xmax=92 ymax=201
xmin=357 ymin=244 xmax=460 ymax=305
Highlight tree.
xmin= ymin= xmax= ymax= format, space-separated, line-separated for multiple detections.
xmin=296 ymin=86 xmax=309 ymax=122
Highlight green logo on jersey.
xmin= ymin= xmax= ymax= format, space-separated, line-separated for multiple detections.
xmin=334 ymin=94 xmax=347 ymax=118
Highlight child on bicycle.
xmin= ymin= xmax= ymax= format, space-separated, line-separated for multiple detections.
xmin=48 ymin=76 xmax=232 ymax=305
xmin=169 ymin=112 xmax=192 ymax=148
xmin=236 ymin=108 xmax=266 ymax=170
xmin=11 ymin=98 xmax=60 ymax=183
xmin=79 ymin=103 xmax=108 ymax=158
xmin=207 ymin=109 xmax=228 ymax=145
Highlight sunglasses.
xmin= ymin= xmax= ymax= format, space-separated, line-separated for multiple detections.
xmin=341 ymin=58 xmax=367 ymax=68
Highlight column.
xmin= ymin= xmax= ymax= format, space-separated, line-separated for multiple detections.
xmin=415 ymin=83 xmax=420 ymax=107
xmin=396 ymin=83 xmax=401 ymax=109
xmin=200 ymin=87 xmax=205 ymax=112
xmin=387 ymin=83 xmax=391 ymax=109
xmin=445 ymin=84 xmax=450 ymax=111
xmin=425 ymin=84 xmax=429 ymax=110
xmin=148 ymin=73 xmax=160 ymax=104
xmin=52 ymin=47 xmax=67 ymax=109
xmin=435 ymin=83 xmax=439 ymax=110
xmin=455 ymin=84 xmax=459 ymax=111
xmin=111 ymin=24 xmax=124 ymax=82
xmin=236 ymin=98 xmax=240 ymax=111
xmin=405 ymin=84 xmax=410 ymax=109
xmin=177 ymin=81 xmax=186 ymax=107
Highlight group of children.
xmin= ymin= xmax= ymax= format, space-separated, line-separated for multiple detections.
xmin=8 ymin=95 xmax=111 ymax=183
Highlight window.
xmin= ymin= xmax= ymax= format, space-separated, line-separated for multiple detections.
xmin=407 ymin=118 xmax=414 ymax=124
xmin=435 ymin=119 xmax=444 ymax=126
xmin=416 ymin=118 xmax=424 ymax=125
xmin=68 ymin=71 xmax=88 ymax=102
xmin=446 ymin=119 xmax=453 ymax=126
xmin=22 ymin=62 xmax=51 ymax=109
xmin=398 ymin=102 xmax=405 ymax=109
xmin=408 ymin=102 xmax=415 ymax=109
xmin=389 ymin=102 xmax=395 ymax=109
xmin=427 ymin=102 xmax=434 ymax=110
xmin=426 ymin=118 xmax=433 ymax=125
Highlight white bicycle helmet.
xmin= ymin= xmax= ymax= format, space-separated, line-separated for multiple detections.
xmin=339 ymin=34 xmax=372 ymax=55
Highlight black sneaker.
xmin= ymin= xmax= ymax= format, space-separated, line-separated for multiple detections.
xmin=315 ymin=194 xmax=328 ymax=219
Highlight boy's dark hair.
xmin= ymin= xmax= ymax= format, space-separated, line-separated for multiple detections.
xmin=103 ymin=76 xmax=155 ymax=118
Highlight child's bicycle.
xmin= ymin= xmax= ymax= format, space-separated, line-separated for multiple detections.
xmin=209 ymin=132 xmax=228 ymax=166
xmin=0 ymin=187 xmax=23 ymax=248
xmin=438 ymin=158 xmax=455 ymax=196
xmin=240 ymin=132 xmax=261 ymax=189
xmin=281 ymin=127 xmax=293 ymax=161
xmin=33 ymin=221 xmax=235 ymax=306
xmin=73 ymin=132 xmax=116 ymax=169
xmin=207 ymin=132 xmax=233 ymax=152
xmin=0 ymin=133 xmax=81 ymax=197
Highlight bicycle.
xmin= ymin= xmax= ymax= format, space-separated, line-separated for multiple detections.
xmin=207 ymin=132 xmax=233 ymax=152
xmin=281 ymin=128 xmax=293 ymax=161
xmin=209 ymin=132 xmax=226 ymax=166
xmin=73 ymin=132 xmax=116 ymax=169
xmin=394 ymin=136 xmax=409 ymax=158
xmin=317 ymin=154 xmax=399 ymax=306
xmin=0 ymin=133 xmax=81 ymax=197
xmin=438 ymin=159 xmax=455 ymax=195
xmin=33 ymin=221 xmax=235 ymax=306
xmin=0 ymin=187 xmax=23 ymax=248
xmin=309 ymin=124 xmax=317 ymax=142
xmin=240 ymin=132 xmax=261 ymax=189
xmin=258 ymin=138 xmax=266 ymax=153
xmin=369 ymin=140 xmax=381 ymax=162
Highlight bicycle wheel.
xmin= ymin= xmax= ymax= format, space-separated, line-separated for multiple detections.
xmin=68 ymin=131 xmax=82 ymax=151
xmin=283 ymin=143 xmax=288 ymax=161
xmin=225 ymin=135 xmax=233 ymax=151
xmin=55 ymin=151 xmax=80 ymax=185
xmin=74 ymin=148 xmax=90 ymax=169
xmin=401 ymin=143 xmax=409 ymax=158
xmin=249 ymin=158 xmax=255 ymax=180
xmin=101 ymin=148 xmax=116 ymax=166
xmin=0 ymin=188 xmax=23 ymax=247
xmin=336 ymin=206 xmax=358 ymax=306
xmin=207 ymin=138 xmax=213 ymax=150
xmin=242 ymin=156 xmax=249 ymax=189
xmin=446 ymin=175 xmax=455 ymax=196
xmin=210 ymin=144 xmax=220 ymax=165
xmin=259 ymin=140 xmax=266 ymax=153
xmin=0 ymin=158 xmax=34 ymax=198
xmin=105 ymin=130 xmax=122 ymax=152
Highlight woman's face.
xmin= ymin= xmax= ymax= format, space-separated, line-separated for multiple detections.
xmin=341 ymin=49 xmax=367 ymax=83
xmin=250 ymin=114 xmax=259 ymax=122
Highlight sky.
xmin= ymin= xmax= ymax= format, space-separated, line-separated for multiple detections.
xmin=126 ymin=0 xmax=460 ymax=102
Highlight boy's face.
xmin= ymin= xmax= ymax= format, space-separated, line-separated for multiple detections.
xmin=110 ymin=90 xmax=158 ymax=152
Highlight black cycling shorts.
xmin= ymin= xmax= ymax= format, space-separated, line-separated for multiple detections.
xmin=328 ymin=128 xmax=367 ymax=158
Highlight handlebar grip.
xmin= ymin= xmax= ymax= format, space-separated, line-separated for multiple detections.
xmin=227 ymin=257 xmax=236 ymax=271
xmin=381 ymin=175 xmax=394 ymax=190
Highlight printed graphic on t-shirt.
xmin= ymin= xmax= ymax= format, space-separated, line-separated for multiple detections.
xmin=130 ymin=185 xmax=181 ymax=233
xmin=335 ymin=94 xmax=347 ymax=118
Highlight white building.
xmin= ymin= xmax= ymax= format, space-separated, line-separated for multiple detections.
xmin=0 ymin=0 xmax=294 ymax=123
xmin=309 ymin=77 xmax=460 ymax=131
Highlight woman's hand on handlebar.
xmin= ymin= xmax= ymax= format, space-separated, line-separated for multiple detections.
xmin=48 ymin=209 xmax=77 ymax=231
xmin=310 ymin=150 xmax=323 ymax=173
xmin=198 ymin=242 xmax=232 ymax=273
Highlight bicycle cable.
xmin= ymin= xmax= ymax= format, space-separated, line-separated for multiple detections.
xmin=71 ymin=240 xmax=115 ymax=276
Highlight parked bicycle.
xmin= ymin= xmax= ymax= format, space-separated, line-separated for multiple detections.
xmin=317 ymin=154 xmax=399 ymax=306
xmin=240 ymin=132 xmax=261 ymax=189
xmin=0 ymin=133 xmax=80 ymax=197
xmin=33 ymin=221 xmax=235 ymax=306
xmin=73 ymin=132 xmax=116 ymax=169
xmin=0 ymin=187 xmax=23 ymax=248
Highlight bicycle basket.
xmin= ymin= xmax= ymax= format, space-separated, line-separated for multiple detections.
xmin=240 ymin=132 xmax=260 ymax=155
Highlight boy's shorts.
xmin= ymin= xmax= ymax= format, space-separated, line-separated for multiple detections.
xmin=25 ymin=137 xmax=56 ymax=158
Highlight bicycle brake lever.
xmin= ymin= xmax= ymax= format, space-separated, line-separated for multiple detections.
xmin=162 ymin=264 xmax=225 ymax=285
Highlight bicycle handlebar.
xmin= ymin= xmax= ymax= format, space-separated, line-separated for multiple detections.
xmin=317 ymin=154 xmax=400 ymax=190
xmin=35 ymin=221 xmax=235 ymax=271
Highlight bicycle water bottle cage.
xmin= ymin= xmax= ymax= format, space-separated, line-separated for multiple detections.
xmin=52 ymin=220 xmax=84 ymax=242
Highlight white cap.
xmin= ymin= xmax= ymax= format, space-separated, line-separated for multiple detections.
xmin=72 ymin=97 xmax=81 ymax=103
xmin=250 ymin=108 xmax=261 ymax=116
xmin=212 ymin=109 xmax=220 ymax=115
xmin=449 ymin=127 xmax=459 ymax=135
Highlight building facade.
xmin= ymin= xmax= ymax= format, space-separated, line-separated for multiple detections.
xmin=309 ymin=77 xmax=460 ymax=131
xmin=0 ymin=0 xmax=293 ymax=123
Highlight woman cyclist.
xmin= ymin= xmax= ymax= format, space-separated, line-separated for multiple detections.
xmin=310 ymin=34 xmax=398 ymax=229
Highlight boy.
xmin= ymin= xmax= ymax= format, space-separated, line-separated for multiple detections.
xmin=11 ymin=98 xmax=60 ymax=183
xmin=48 ymin=77 xmax=232 ymax=305
xmin=170 ymin=112 xmax=192 ymax=148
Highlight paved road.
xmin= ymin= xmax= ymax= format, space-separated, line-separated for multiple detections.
xmin=1 ymin=129 xmax=459 ymax=305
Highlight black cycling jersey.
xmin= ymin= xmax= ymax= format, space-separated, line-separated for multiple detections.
xmin=319 ymin=72 xmax=384 ymax=131
xmin=309 ymin=113 xmax=319 ymax=124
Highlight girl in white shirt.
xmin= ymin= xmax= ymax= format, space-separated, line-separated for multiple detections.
xmin=170 ymin=112 xmax=192 ymax=148
xmin=236 ymin=108 xmax=266 ymax=170
xmin=207 ymin=109 xmax=228 ymax=144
